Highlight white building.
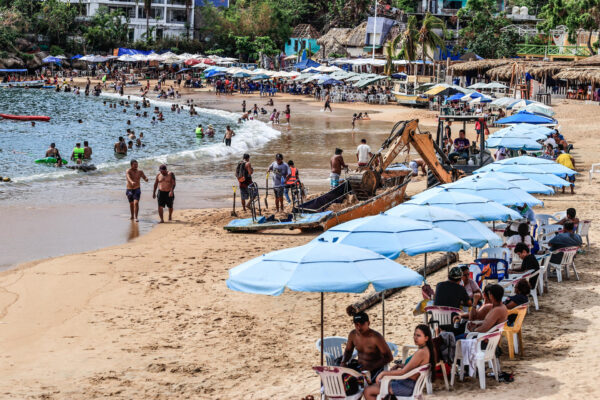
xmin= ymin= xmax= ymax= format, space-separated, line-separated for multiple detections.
xmin=65 ymin=0 xmax=193 ymax=41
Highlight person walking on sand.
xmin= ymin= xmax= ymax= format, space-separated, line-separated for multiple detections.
xmin=324 ymin=91 xmax=332 ymax=112
xmin=153 ymin=164 xmax=176 ymax=223
xmin=236 ymin=153 xmax=254 ymax=212
xmin=242 ymin=100 xmax=246 ymax=113
xmin=126 ymin=159 xmax=148 ymax=222
xmin=267 ymin=153 xmax=291 ymax=213
xmin=224 ymin=125 xmax=235 ymax=147
xmin=284 ymin=104 xmax=291 ymax=126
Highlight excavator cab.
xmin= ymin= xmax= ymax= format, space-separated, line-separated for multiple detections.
xmin=432 ymin=115 xmax=494 ymax=186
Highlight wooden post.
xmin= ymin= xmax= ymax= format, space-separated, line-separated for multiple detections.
xmin=346 ymin=252 xmax=459 ymax=316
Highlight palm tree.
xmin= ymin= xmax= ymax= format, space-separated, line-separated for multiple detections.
xmin=401 ymin=15 xmax=418 ymax=76
xmin=185 ymin=0 xmax=192 ymax=39
xmin=384 ymin=34 xmax=401 ymax=76
xmin=417 ymin=12 xmax=446 ymax=76
xmin=136 ymin=0 xmax=152 ymax=42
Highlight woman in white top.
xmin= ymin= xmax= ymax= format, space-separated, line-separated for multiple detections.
xmin=505 ymin=222 xmax=533 ymax=249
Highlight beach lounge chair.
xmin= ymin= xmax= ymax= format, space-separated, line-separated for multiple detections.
xmin=547 ymin=246 xmax=579 ymax=282
xmin=376 ymin=364 xmax=430 ymax=400
xmin=577 ymin=220 xmax=591 ymax=249
xmin=502 ymin=305 xmax=528 ymax=359
xmin=451 ymin=330 xmax=504 ymax=390
xmin=589 ymin=163 xmax=600 ymax=181
xmin=313 ymin=366 xmax=365 ymax=400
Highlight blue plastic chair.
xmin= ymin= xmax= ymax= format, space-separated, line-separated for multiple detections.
xmin=474 ymin=258 xmax=509 ymax=282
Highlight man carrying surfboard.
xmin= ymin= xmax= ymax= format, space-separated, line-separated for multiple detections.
xmin=45 ymin=143 xmax=63 ymax=167
xmin=126 ymin=160 xmax=148 ymax=222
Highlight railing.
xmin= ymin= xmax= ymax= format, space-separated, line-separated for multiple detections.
xmin=516 ymin=44 xmax=592 ymax=57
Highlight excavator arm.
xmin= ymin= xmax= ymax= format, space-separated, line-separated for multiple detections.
xmin=370 ymin=119 xmax=456 ymax=184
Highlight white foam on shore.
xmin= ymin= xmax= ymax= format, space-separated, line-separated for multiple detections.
xmin=12 ymin=92 xmax=281 ymax=183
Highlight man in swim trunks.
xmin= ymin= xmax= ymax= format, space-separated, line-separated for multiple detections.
xmin=341 ymin=312 xmax=393 ymax=382
xmin=115 ymin=136 xmax=127 ymax=155
xmin=45 ymin=143 xmax=63 ymax=166
xmin=83 ymin=141 xmax=92 ymax=159
xmin=126 ymin=159 xmax=148 ymax=222
xmin=153 ymin=164 xmax=176 ymax=223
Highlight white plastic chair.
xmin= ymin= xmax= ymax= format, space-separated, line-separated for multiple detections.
xmin=535 ymin=213 xmax=556 ymax=227
xmin=377 ymin=365 xmax=430 ymax=400
xmin=577 ymin=220 xmax=591 ymax=249
xmin=537 ymin=253 xmax=551 ymax=295
xmin=589 ymin=163 xmax=600 ymax=181
xmin=553 ymin=211 xmax=566 ymax=221
xmin=480 ymin=247 xmax=511 ymax=263
xmin=423 ymin=305 xmax=462 ymax=327
xmin=451 ymin=331 xmax=503 ymax=390
xmin=547 ymin=247 xmax=579 ymax=282
xmin=313 ymin=366 xmax=364 ymax=400
xmin=538 ymin=232 xmax=558 ymax=251
xmin=402 ymin=343 xmax=449 ymax=393
xmin=316 ymin=337 xmax=349 ymax=366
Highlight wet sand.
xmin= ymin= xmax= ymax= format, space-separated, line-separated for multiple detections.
xmin=1 ymin=86 xmax=599 ymax=399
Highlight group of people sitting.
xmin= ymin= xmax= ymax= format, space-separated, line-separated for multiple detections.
xmin=330 ymin=206 xmax=584 ymax=399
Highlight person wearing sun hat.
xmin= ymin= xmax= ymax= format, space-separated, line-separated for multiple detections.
xmin=433 ymin=266 xmax=472 ymax=309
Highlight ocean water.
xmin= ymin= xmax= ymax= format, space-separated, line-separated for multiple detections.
xmin=0 ymin=89 xmax=280 ymax=184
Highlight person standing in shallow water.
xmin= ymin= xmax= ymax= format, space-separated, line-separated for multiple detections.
xmin=126 ymin=160 xmax=148 ymax=222
xmin=224 ymin=125 xmax=235 ymax=146
xmin=153 ymin=164 xmax=176 ymax=223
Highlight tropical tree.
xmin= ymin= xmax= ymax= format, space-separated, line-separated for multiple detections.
xmin=136 ymin=0 xmax=152 ymax=43
xmin=36 ymin=0 xmax=79 ymax=48
xmin=417 ymin=13 xmax=446 ymax=75
xmin=401 ymin=15 xmax=418 ymax=75
xmin=539 ymin=0 xmax=600 ymax=54
xmin=84 ymin=7 xmax=129 ymax=51
xmin=384 ymin=34 xmax=401 ymax=76
xmin=0 ymin=6 xmax=27 ymax=52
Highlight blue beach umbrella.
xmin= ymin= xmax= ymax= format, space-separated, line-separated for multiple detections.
xmin=407 ymin=188 xmax=522 ymax=222
xmin=227 ymin=241 xmax=424 ymax=364
xmin=314 ymin=214 xmax=470 ymax=260
xmin=490 ymin=125 xmax=551 ymax=141
xmin=476 ymin=155 xmax=577 ymax=177
xmin=321 ymin=78 xmax=343 ymax=86
xmin=42 ymin=56 xmax=62 ymax=64
xmin=486 ymin=133 xmax=543 ymax=150
xmin=447 ymin=93 xmax=465 ymax=101
xmin=438 ymin=177 xmax=544 ymax=207
xmin=496 ymin=111 xmax=556 ymax=125
xmin=71 ymin=54 xmax=83 ymax=60
xmin=232 ymin=71 xmax=251 ymax=78
xmin=251 ymin=74 xmax=271 ymax=80
xmin=466 ymin=171 xmax=554 ymax=195
xmin=473 ymin=164 xmax=571 ymax=188
xmin=386 ymin=204 xmax=502 ymax=248
xmin=506 ymin=99 xmax=536 ymax=109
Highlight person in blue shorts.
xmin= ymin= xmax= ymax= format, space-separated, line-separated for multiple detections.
xmin=126 ymin=159 xmax=148 ymax=222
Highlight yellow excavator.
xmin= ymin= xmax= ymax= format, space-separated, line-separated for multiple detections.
xmin=346 ymin=119 xmax=462 ymax=199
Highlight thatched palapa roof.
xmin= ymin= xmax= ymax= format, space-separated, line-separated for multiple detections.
xmin=450 ymin=59 xmax=513 ymax=75
xmin=346 ymin=21 xmax=368 ymax=47
xmin=291 ymin=24 xmax=321 ymax=39
xmin=573 ymin=54 xmax=600 ymax=67
xmin=316 ymin=28 xmax=351 ymax=58
xmin=554 ymin=67 xmax=600 ymax=84
xmin=486 ymin=61 xmax=572 ymax=80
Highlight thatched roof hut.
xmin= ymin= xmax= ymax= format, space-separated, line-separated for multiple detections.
xmin=486 ymin=61 xmax=572 ymax=80
xmin=573 ymin=54 xmax=600 ymax=67
xmin=449 ymin=59 xmax=513 ymax=75
xmin=554 ymin=67 xmax=600 ymax=84
xmin=291 ymin=24 xmax=321 ymax=39
xmin=316 ymin=28 xmax=351 ymax=59
xmin=346 ymin=21 xmax=368 ymax=48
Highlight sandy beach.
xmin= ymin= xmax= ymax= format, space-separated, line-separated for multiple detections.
xmin=1 ymin=87 xmax=600 ymax=399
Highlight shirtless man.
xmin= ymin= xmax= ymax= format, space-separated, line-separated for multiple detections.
xmin=467 ymin=284 xmax=508 ymax=333
xmin=83 ymin=141 xmax=92 ymax=159
xmin=45 ymin=143 xmax=63 ymax=166
xmin=152 ymin=164 xmax=176 ymax=223
xmin=341 ymin=312 xmax=393 ymax=382
xmin=126 ymin=159 xmax=148 ymax=222
xmin=115 ymin=136 xmax=127 ymax=155
xmin=408 ymin=158 xmax=427 ymax=176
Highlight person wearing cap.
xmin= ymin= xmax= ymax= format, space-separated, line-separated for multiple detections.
xmin=330 ymin=148 xmax=348 ymax=189
xmin=267 ymin=154 xmax=290 ymax=213
xmin=340 ymin=312 xmax=393 ymax=382
xmin=152 ymin=164 xmax=176 ymax=223
xmin=433 ymin=267 xmax=472 ymax=309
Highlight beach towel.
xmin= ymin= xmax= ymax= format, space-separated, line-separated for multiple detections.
xmin=460 ymin=339 xmax=478 ymax=376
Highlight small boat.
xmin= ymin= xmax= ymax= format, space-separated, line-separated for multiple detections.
xmin=0 ymin=114 xmax=50 ymax=122
xmin=0 ymin=80 xmax=45 ymax=88
xmin=393 ymin=92 xmax=429 ymax=107
xmin=224 ymin=176 xmax=410 ymax=233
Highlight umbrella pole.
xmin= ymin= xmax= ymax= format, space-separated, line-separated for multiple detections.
xmin=423 ymin=253 xmax=428 ymax=280
xmin=320 ymin=292 xmax=324 ymax=366
xmin=382 ymin=291 xmax=385 ymax=339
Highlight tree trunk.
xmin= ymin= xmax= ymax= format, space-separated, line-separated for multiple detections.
xmin=146 ymin=14 xmax=149 ymax=42
xmin=345 ymin=252 xmax=459 ymax=316
xmin=586 ymin=29 xmax=594 ymax=56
